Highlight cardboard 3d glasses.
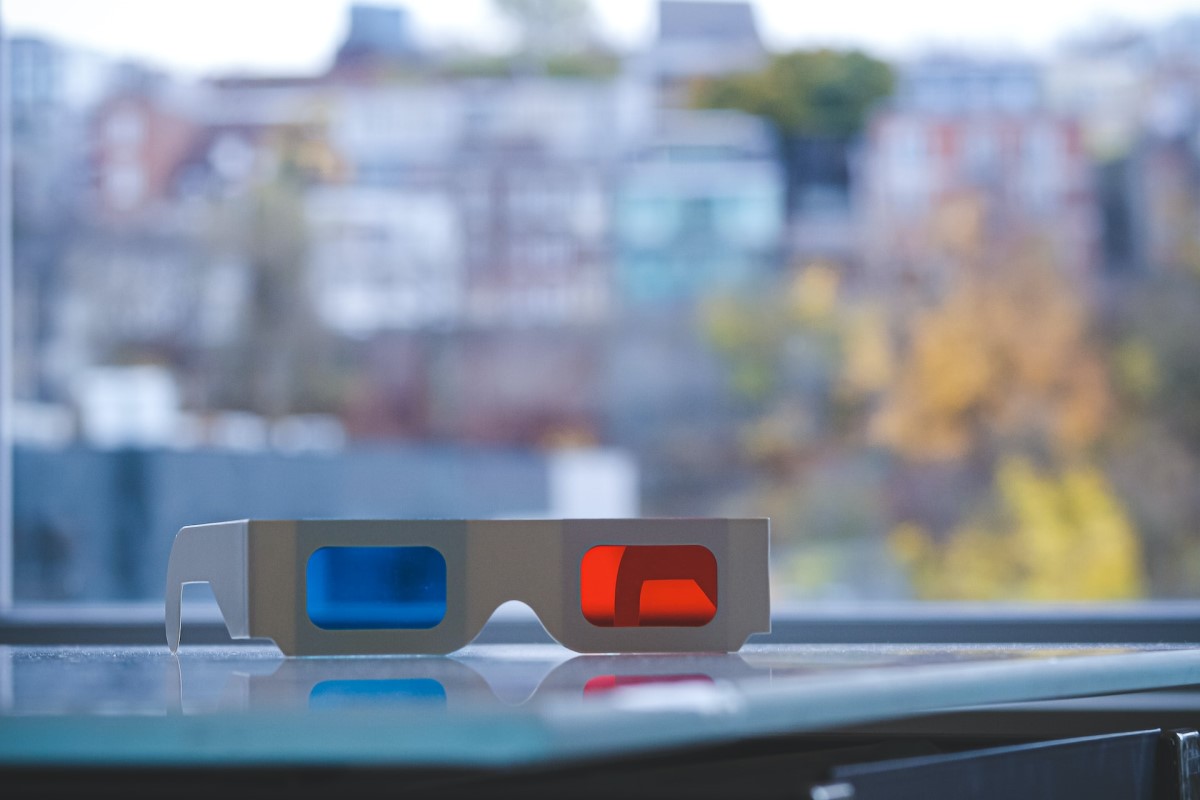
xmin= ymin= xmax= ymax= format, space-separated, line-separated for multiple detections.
xmin=165 ymin=518 xmax=770 ymax=655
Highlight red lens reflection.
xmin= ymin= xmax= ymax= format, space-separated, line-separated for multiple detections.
xmin=580 ymin=545 xmax=717 ymax=627
xmin=583 ymin=674 xmax=714 ymax=695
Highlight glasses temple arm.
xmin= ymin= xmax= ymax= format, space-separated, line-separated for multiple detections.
xmin=165 ymin=521 xmax=250 ymax=653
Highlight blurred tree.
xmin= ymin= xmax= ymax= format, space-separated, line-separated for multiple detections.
xmin=691 ymin=50 xmax=894 ymax=212
xmin=540 ymin=51 xmax=621 ymax=78
xmin=706 ymin=262 xmax=895 ymax=596
xmin=867 ymin=253 xmax=1111 ymax=463
xmin=1121 ymin=272 xmax=1200 ymax=448
xmin=204 ymin=126 xmax=346 ymax=419
xmin=713 ymin=241 xmax=1150 ymax=601
xmin=837 ymin=305 xmax=894 ymax=398
xmin=442 ymin=49 xmax=619 ymax=79
xmin=691 ymin=49 xmax=894 ymax=139
xmin=1104 ymin=268 xmax=1200 ymax=595
xmin=889 ymin=457 xmax=1144 ymax=600
xmin=703 ymin=262 xmax=844 ymax=406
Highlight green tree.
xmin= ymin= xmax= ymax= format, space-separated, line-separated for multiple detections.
xmin=691 ymin=49 xmax=894 ymax=139
xmin=691 ymin=49 xmax=893 ymax=213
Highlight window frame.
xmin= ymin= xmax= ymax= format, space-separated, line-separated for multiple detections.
xmin=0 ymin=9 xmax=1198 ymax=649
xmin=1 ymin=4 xmax=16 ymax=614
xmin=4 ymin=599 xmax=1200 ymax=646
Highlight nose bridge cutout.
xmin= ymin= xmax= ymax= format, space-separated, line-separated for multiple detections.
xmin=465 ymin=523 xmax=563 ymax=628
xmin=472 ymin=600 xmax=553 ymax=646
xmin=462 ymin=600 xmax=564 ymax=705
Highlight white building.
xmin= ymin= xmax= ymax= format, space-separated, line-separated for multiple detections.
xmin=307 ymin=185 xmax=463 ymax=335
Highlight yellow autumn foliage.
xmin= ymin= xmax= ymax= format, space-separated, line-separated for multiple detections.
xmin=1113 ymin=338 xmax=1161 ymax=400
xmin=703 ymin=262 xmax=847 ymax=403
xmin=838 ymin=305 xmax=894 ymax=396
xmin=890 ymin=457 xmax=1145 ymax=600
xmin=869 ymin=256 xmax=1110 ymax=460
xmin=788 ymin=261 xmax=841 ymax=325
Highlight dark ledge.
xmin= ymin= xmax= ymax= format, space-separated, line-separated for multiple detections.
xmin=3 ymin=601 xmax=1200 ymax=647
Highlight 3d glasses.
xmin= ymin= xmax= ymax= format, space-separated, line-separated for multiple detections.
xmin=165 ymin=518 xmax=771 ymax=655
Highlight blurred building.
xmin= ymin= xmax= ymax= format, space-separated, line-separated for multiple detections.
xmin=13 ymin=444 xmax=550 ymax=600
xmin=321 ymin=77 xmax=622 ymax=443
xmin=1046 ymin=29 xmax=1147 ymax=162
xmin=10 ymin=37 xmax=77 ymax=402
xmin=307 ymin=185 xmax=463 ymax=334
xmin=91 ymin=81 xmax=201 ymax=219
xmin=1044 ymin=29 xmax=1149 ymax=276
xmin=894 ymin=57 xmax=1043 ymax=114
xmin=784 ymin=138 xmax=863 ymax=270
xmin=860 ymin=56 xmax=1098 ymax=289
xmin=615 ymin=109 xmax=784 ymax=307
xmin=334 ymin=4 xmax=420 ymax=68
xmin=1045 ymin=16 xmax=1200 ymax=275
xmin=1124 ymin=17 xmax=1200 ymax=274
xmin=71 ymin=74 xmax=328 ymax=390
xmin=12 ymin=1 xmax=779 ymax=460
xmin=1155 ymin=14 xmax=1200 ymax=67
xmin=452 ymin=79 xmax=616 ymax=328
xmin=10 ymin=37 xmax=122 ymax=402
xmin=1125 ymin=70 xmax=1200 ymax=274
xmin=606 ymin=109 xmax=784 ymax=511
xmin=314 ymin=77 xmax=619 ymax=333
xmin=639 ymin=0 xmax=765 ymax=108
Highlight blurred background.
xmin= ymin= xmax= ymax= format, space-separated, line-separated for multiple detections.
xmin=4 ymin=0 xmax=1200 ymax=604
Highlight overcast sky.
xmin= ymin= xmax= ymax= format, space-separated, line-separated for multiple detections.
xmin=2 ymin=0 xmax=1197 ymax=76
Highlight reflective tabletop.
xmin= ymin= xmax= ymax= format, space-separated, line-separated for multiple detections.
xmin=3 ymin=641 xmax=1200 ymax=767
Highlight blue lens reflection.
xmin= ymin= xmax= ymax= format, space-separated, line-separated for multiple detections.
xmin=309 ymin=679 xmax=447 ymax=709
xmin=306 ymin=546 xmax=447 ymax=629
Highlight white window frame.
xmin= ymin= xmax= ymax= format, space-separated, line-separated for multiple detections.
xmin=0 ymin=7 xmax=1198 ymax=647
xmin=1 ymin=5 xmax=15 ymax=613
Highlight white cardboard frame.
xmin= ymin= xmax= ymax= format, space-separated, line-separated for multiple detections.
xmin=165 ymin=518 xmax=771 ymax=655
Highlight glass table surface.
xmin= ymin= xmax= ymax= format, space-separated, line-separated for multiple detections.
xmin=3 ymin=641 xmax=1200 ymax=767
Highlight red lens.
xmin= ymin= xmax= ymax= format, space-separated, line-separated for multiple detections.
xmin=580 ymin=545 xmax=717 ymax=627
xmin=583 ymin=674 xmax=714 ymax=695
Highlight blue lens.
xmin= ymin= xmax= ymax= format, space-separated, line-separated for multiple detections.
xmin=309 ymin=679 xmax=446 ymax=709
xmin=306 ymin=546 xmax=447 ymax=629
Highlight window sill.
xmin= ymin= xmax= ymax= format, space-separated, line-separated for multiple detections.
xmin=3 ymin=600 xmax=1200 ymax=646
